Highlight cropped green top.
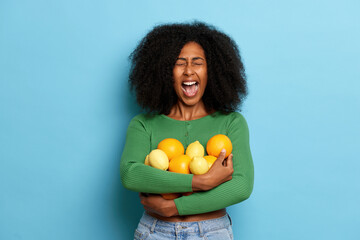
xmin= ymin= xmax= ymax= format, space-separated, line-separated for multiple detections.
xmin=120 ymin=111 xmax=254 ymax=215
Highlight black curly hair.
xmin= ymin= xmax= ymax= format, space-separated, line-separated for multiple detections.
xmin=129 ymin=21 xmax=247 ymax=115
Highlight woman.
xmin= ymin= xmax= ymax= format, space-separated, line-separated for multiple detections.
xmin=120 ymin=21 xmax=254 ymax=239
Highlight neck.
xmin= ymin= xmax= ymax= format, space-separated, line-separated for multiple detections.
xmin=167 ymin=100 xmax=213 ymax=121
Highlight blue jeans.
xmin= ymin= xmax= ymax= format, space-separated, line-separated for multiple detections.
xmin=134 ymin=212 xmax=233 ymax=240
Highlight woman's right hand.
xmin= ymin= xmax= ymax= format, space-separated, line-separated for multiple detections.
xmin=192 ymin=149 xmax=234 ymax=191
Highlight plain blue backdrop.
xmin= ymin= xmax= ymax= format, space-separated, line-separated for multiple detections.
xmin=1 ymin=0 xmax=359 ymax=239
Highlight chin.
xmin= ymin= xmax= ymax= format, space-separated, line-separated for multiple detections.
xmin=180 ymin=96 xmax=202 ymax=107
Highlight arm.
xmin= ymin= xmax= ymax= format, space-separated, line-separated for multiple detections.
xmin=139 ymin=193 xmax=179 ymax=217
xmin=120 ymin=116 xmax=193 ymax=193
xmin=191 ymin=149 xmax=234 ymax=191
xmin=138 ymin=151 xmax=234 ymax=217
xmin=121 ymin=115 xmax=234 ymax=195
xmin=174 ymin=113 xmax=254 ymax=215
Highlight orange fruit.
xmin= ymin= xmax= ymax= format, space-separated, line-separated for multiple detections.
xmin=204 ymin=155 xmax=217 ymax=168
xmin=182 ymin=192 xmax=193 ymax=196
xmin=161 ymin=193 xmax=181 ymax=200
xmin=168 ymin=155 xmax=191 ymax=174
xmin=158 ymin=138 xmax=184 ymax=160
xmin=206 ymin=134 xmax=232 ymax=158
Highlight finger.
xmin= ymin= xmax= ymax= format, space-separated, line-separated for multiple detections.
xmin=227 ymin=154 xmax=233 ymax=169
xmin=216 ymin=149 xmax=226 ymax=164
xmin=144 ymin=206 xmax=158 ymax=215
xmin=223 ymin=152 xmax=232 ymax=167
xmin=223 ymin=158 xmax=227 ymax=167
xmin=139 ymin=194 xmax=146 ymax=205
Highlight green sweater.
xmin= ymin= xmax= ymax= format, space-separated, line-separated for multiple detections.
xmin=120 ymin=111 xmax=254 ymax=215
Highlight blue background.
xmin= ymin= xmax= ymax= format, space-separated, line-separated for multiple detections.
xmin=1 ymin=0 xmax=359 ymax=239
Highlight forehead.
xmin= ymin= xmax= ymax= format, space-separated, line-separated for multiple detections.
xmin=178 ymin=42 xmax=205 ymax=58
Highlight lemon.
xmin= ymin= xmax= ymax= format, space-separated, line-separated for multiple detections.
xmin=189 ymin=156 xmax=209 ymax=175
xmin=144 ymin=154 xmax=150 ymax=166
xmin=148 ymin=149 xmax=169 ymax=170
xmin=186 ymin=141 xmax=204 ymax=159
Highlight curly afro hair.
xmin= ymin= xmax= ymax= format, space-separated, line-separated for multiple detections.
xmin=129 ymin=21 xmax=247 ymax=115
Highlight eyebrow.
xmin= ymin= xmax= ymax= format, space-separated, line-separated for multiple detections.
xmin=176 ymin=57 xmax=205 ymax=61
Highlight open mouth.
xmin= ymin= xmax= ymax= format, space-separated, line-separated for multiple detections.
xmin=181 ymin=81 xmax=199 ymax=97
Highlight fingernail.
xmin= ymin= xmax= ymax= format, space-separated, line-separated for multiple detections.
xmin=221 ymin=149 xmax=226 ymax=153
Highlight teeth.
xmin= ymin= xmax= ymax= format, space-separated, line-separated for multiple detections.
xmin=183 ymin=81 xmax=197 ymax=86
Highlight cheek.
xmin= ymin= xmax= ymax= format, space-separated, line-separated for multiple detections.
xmin=199 ymin=71 xmax=208 ymax=85
xmin=173 ymin=70 xmax=182 ymax=84
xmin=173 ymin=79 xmax=181 ymax=89
xmin=197 ymin=67 xmax=207 ymax=78
xmin=201 ymin=78 xmax=208 ymax=93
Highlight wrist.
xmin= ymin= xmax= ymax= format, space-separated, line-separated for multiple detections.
xmin=165 ymin=200 xmax=179 ymax=217
xmin=192 ymin=174 xmax=211 ymax=191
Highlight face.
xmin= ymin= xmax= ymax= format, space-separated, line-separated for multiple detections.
xmin=173 ymin=42 xmax=208 ymax=107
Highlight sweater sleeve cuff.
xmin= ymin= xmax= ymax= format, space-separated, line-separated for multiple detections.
xmin=174 ymin=197 xmax=184 ymax=216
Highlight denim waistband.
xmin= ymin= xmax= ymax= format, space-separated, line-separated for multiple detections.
xmin=139 ymin=212 xmax=232 ymax=234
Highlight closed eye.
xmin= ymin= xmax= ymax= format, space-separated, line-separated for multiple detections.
xmin=175 ymin=59 xmax=186 ymax=66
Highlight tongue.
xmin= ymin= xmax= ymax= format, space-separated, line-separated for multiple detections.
xmin=183 ymin=84 xmax=197 ymax=97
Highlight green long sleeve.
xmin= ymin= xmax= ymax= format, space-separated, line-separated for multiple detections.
xmin=120 ymin=112 xmax=254 ymax=215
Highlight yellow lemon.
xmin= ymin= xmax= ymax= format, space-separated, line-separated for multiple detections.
xmin=186 ymin=141 xmax=204 ymax=159
xmin=189 ymin=156 xmax=209 ymax=175
xmin=144 ymin=154 xmax=150 ymax=166
xmin=148 ymin=149 xmax=169 ymax=170
xmin=204 ymin=155 xmax=217 ymax=168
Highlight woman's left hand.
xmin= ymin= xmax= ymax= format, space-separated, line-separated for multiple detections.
xmin=139 ymin=193 xmax=179 ymax=217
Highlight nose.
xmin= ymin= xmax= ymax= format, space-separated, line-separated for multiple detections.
xmin=184 ymin=64 xmax=195 ymax=76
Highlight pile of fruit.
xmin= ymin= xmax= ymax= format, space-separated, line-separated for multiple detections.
xmin=144 ymin=134 xmax=232 ymax=199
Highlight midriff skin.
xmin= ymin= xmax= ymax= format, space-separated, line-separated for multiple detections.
xmin=147 ymin=209 xmax=226 ymax=222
